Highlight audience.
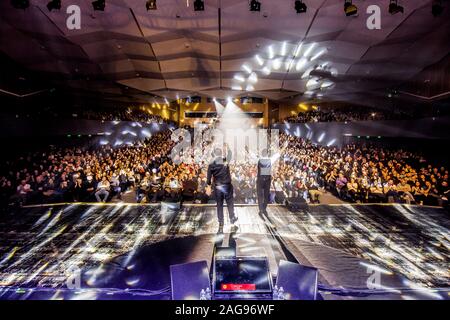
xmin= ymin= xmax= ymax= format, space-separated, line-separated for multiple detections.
xmin=1 ymin=129 xmax=448 ymax=209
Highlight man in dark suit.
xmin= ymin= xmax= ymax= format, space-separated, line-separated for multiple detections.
xmin=207 ymin=146 xmax=237 ymax=229
xmin=257 ymin=149 xmax=272 ymax=215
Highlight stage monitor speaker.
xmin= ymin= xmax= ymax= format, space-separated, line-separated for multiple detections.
xmin=170 ymin=260 xmax=210 ymax=300
xmin=276 ymin=260 xmax=318 ymax=300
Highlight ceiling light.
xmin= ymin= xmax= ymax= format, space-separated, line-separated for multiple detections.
xmin=92 ymin=0 xmax=106 ymax=11
xmin=146 ymin=0 xmax=157 ymax=10
xmin=268 ymin=45 xmax=274 ymax=59
xmin=47 ymin=0 xmax=61 ymax=11
xmin=262 ymin=66 xmax=271 ymax=75
xmin=11 ymin=0 xmax=29 ymax=9
xmin=248 ymin=72 xmax=258 ymax=83
xmin=246 ymin=84 xmax=255 ymax=91
xmin=294 ymin=42 xmax=303 ymax=56
xmin=272 ymin=58 xmax=282 ymax=70
xmin=250 ymin=0 xmax=261 ymax=12
xmin=344 ymin=0 xmax=358 ymax=16
xmin=255 ymin=55 xmax=264 ymax=66
xmin=303 ymin=43 xmax=316 ymax=57
xmin=242 ymin=64 xmax=252 ymax=74
xmin=194 ymin=0 xmax=204 ymax=11
xmin=389 ymin=0 xmax=404 ymax=14
xmin=234 ymin=74 xmax=245 ymax=82
xmin=281 ymin=41 xmax=287 ymax=56
xmin=232 ymin=85 xmax=242 ymax=91
xmin=295 ymin=0 xmax=307 ymax=13
xmin=311 ymin=48 xmax=327 ymax=61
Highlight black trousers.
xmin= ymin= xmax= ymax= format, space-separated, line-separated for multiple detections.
xmin=257 ymin=177 xmax=271 ymax=213
xmin=214 ymin=184 xmax=235 ymax=224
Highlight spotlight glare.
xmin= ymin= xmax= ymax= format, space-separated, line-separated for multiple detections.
xmin=296 ymin=58 xmax=307 ymax=71
xmin=234 ymin=74 xmax=245 ymax=82
xmin=248 ymin=72 xmax=258 ymax=83
xmin=294 ymin=42 xmax=303 ymax=57
xmin=262 ymin=66 xmax=271 ymax=75
xmin=246 ymin=84 xmax=255 ymax=91
xmin=268 ymin=45 xmax=275 ymax=59
xmin=272 ymin=58 xmax=282 ymax=70
xmin=231 ymin=85 xmax=242 ymax=91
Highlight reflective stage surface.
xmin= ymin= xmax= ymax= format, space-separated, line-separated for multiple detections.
xmin=0 ymin=203 xmax=448 ymax=300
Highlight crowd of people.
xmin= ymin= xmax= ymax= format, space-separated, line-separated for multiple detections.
xmin=284 ymin=108 xmax=414 ymax=123
xmin=1 ymin=127 xmax=448 ymax=209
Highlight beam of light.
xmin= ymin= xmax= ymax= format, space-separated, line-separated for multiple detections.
xmin=114 ymin=140 xmax=123 ymax=146
xmin=213 ymin=99 xmax=225 ymax=115
xmin=294 ymin=42 xmax=303 ymax=57
xmin=403 ymin=280 xmax=443 ymax=300
xmin=268 ymin=45 xmax=274 ymax=59
xmin=311 ymin=48 xmax=327 ymax=61
xmin=234 ymin=74 xmax=245 ymax=82
xmin=99 ymin=140 xmax=109 ymax=145
xmin=254 ymin=54 xmax=264 ymax=66
xmin=327 ymin=138 xmax=337 ymax=147
xmin=294 ymin=127 xmax=301 ymax=137
xmin=232 ymin=85 xmax=242 ymax=91
xmin=141 ymin=129 xmax=151 ymax=137
xmin=0 ymin=247 xmax=19 ymax=266
xmin=296 ymin=58 xmax=308 ymax=71
xmin=272 ymin=58 xmax=282 ymax=70
xmin=318 ymin=132 xmax=325 ymax=143
xmin=262 ymin=66 xmax=271 ymax=75
xmin=281 ymin=41 xmax=287 ymax=56
xmin=303 ymin=43 xmax=316 ymax=57
xmin=248 ymin=72 xmax=258 ymax=83
xmin=242 ymin=64 xmax=252 ymax=74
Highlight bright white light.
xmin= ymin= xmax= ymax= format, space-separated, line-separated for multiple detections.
xmin=294 ymin=42 xmax=303 ymax=57
xmin=318 ymin=132 xmax=326 ymax=143
xmin=104 ymin=132 xmax=112 ymax=136
xmin=227 ymin=96 xmax=232 ymax=102
xmin=281 ymin=41 xmax=287 ymax=56
xmin=296 ymin=58 xmax=307 ymax=71
xmin=321 ymin=81 xmax=334 ymax=89
xmin=112 ymin=121 xmax=120 ymax=125
xmin=268 ymin=45 xmax=274 ymax=59
xmin=114 ymin=140 xmax=123 ymax=146
xmin=272 ymin=58 xmax=282 ymax=70
xmin=255 ymin=55 xmax=264 ymax=66
xmin=141 ymin=129 xmax=151 ymax=137
xmin=303 ymin=43 xmax=316 ymax=57
xmin=164 ymin=97 xmax=169 ymax=104
xmin=304 ymin=90 xmax=314 ymax=96
xmin=234 ymin=74 xmax=245 ymax=82
xmin=121 ymin=130 xmax=129 ymax=135
xmin=248 ymin=72 xmax=258 ymax=83
xmin=99 ymin=140 xmax=109 ymax=145
xmin=311 ymin=48 xmax=327 ymax=61
xmin=306 ymin=78 xmax=319 ymax=88
xmin=301 ymin=67 xmax=314 ymax=79
xmin=262 ymin=66 xmax=271 ymax=75
xmin=246 ymin=84 xmax=255 ymax=91
xmin=232 ymin=85 xmax=242 ymax=91
xmin=242 ymin=64 xmax=252 ymax=74
xmin=327 ymin=138 xmax=336 ymax=147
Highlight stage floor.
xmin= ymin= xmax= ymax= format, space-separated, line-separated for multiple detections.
xmin=0 ymin=203 xmax=448 ymax=300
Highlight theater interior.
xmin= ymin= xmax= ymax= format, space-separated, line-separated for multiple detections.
xmin=0 ymin=0 xmax=449 ymax=302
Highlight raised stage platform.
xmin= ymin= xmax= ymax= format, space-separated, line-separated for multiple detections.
xmin=0 ymin=203 xmax=448 ymax=300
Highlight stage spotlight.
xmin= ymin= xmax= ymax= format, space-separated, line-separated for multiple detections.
xmin=92 ymin=0 xmax=105 ymax=11
xmin=11 ymin=0 xmax=29 ymax=9
xmin=389 ymin=0 xmax=404 ymax=14
xmin=47 ymin=0 xmax=61 ymax=11
xmin=250 ymin=0 xmax=261 ymax=12
xmin=344 ymin=0 xmax=357 ymax=16
xmin=194 ymin=0 xmax=204 ymax=11
xmin=295 ymin=0 xmax=307 ymax=13
xmin=146 ymin=0 xmax=157 ymax=10
xmin=432 ymin=0 xmax=444 ymax=16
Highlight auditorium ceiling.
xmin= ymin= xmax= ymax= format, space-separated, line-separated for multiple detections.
xmin=0 ymin=0 xmax=449 ymax=106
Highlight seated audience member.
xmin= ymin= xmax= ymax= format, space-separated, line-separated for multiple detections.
xmin=95 ymin=176 xmax=110 ymax=203
xmin=83 ymin=175 xmax=97 ymax=201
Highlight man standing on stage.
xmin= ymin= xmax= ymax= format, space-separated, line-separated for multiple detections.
xmin=207 ymin=145 xmax=238 ymax=229
xmin=257 ymin=149 xmax=272 ymax=215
